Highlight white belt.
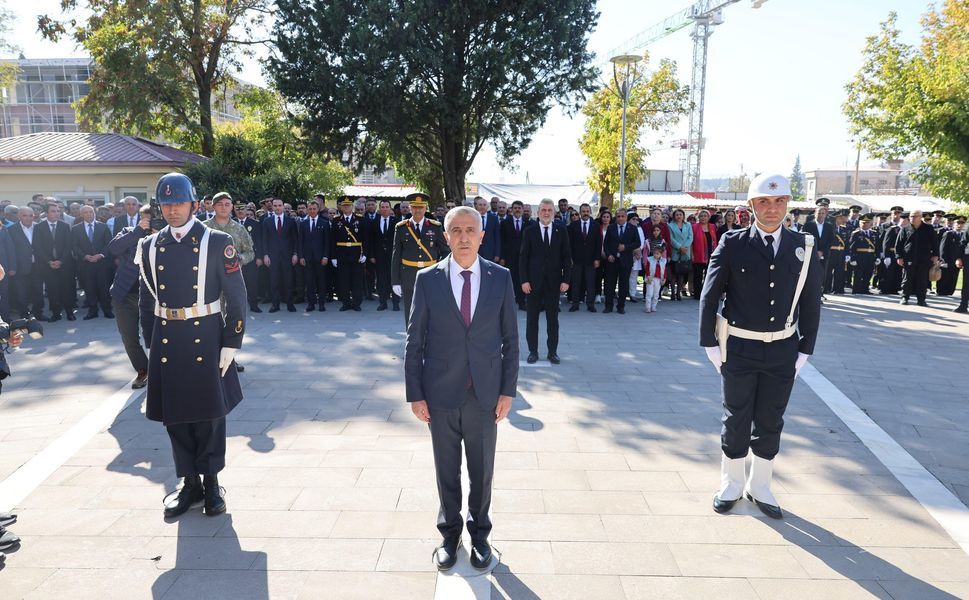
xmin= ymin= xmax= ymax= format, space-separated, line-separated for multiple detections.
xmin=154 ymin=300 xmax=222 ymax=320
xmin=726 ymin=323 xmax=797 ymax=343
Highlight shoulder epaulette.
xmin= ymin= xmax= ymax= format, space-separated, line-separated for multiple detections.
xmin=396 ymin=220 xmax=408 ymax=227
xmin=427 ymin=219 xmax=441 ymax=226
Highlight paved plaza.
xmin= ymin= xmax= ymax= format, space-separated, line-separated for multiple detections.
xmin=1 ymin=291 xmax=969 ymax=599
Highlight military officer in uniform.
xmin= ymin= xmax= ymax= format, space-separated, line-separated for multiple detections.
xmin=701 ymin=173 xmax=823 ymax=520
xmin=391 ymin=193 xmax=448 ymax=326
xmin=825 ymin=210 xmax=848 ymax=295
xmin=954 ymin=217 xmax=968 ymax=313
xmin=881 ymin=213 xmax=906 ymax=294
xmin=332 ymin=196 xmax=369 ymax=311
xmin=233 ymin=202 xmax=263 ymax=312
xmin=847 ymin=214 xmax=877 ymax=294
xmin=138 ymin=173 xmax=246 ymax=518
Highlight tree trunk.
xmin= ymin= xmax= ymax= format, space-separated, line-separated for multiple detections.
xmin=197 ymin=81 xmax=214 ymax=157
xmin=440 ymin=133 xmax=465 ymax=204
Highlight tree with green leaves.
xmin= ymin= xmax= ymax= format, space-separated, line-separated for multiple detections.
xmin=844 ymin=3 xmax=969 ymax=204
xmin=39 ymin=0 xmax=272 ymax=156
xmin=268 ymin=0 xmax=599 ymax=202
xmin=0 ymin=3 xmax=19 ymax=92
xmin=183 ymin=88 xmax=352 ymax=202
xmin=579 ymin=56 xmax=688 ymax=209
xmin=789 ymin=155 xmax=805 ymax=201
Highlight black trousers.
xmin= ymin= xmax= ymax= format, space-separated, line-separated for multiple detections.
xmin=365 ymin=261 xmax=376 ymax=297
xmin=428 ymin=390 xmax=497 ymax=543
xmin=268 ymin=259 xmax=293 ymax=306
xmin=292 ymin=263 xmax=305 ymax=303
xmin=570 ymin=263 xmax=596 ymax=306
xmin=958 ymin=265 xmax=968 ymax=308
xmin=0 ymin=280 xmax=10 ymax=320
xmin=691 ymin=263 xmax=708 ymax=298
xmin=338 ymin=261 xmax=364 ymax=308
xmin=304 ymin=259 xmax=328 ymax=306
xmin=78 ymin=264 xmax=112 ymax=314
xmin=257 ymin=263 xmax=270 ymax=302
xmin=824 ymin=252 xmax=845 ymax=294
xmin=937 ymin=265 xmax=959 ymax=296
xmin=852 ymin=255 xmax=875 ymax=293
xmin=603 ymin=261 xmax=631 ymax=308
xmin=721 ymin=335 xmax=798 ymax=460
xmin=507 ymin=255 xmax=524 ymax=308
xmin=41 ymin=265 xmax=76 ymax=315
xmin=166 ymin=417 xmax=226 ymax=477
xmin=10 ymin=271 xmax=44 ymax=317
xmin=112 ymin=292 xmax=148 ymax=373
xmin=882 ymin=259 xmax=902 ymax=294
xmin=902 ymin=262 xmax=930 ymax=302
xmin=242 ymin=261 xmax=258 ymax=307
xmin=373 ymin=257 xmax=395 ymax=305
xmin=526 ymin=281 xmax=561 ymax=354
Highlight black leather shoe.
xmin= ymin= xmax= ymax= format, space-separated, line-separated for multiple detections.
xmin=469 ymin=539 xmax=493 ymax=570
xmin=353 ymin=306 xmax=362 ymax=311
xmin=268 ymin=305 xmax=280 ymax=313
xmin=305 ymin=304 xmax=316 ymax=312
xmin=83 ymin=312 xmax=98 ymax=320
xmin=900 ymin=297 xmax=909 ymax=305
xmin=164 ymin=475 xmax=204 ymax=518
xmin=392 ymin=304 xmax=400 ymax=311
xmin=587 ymin=305 xmax=596 ymax=313
xmin=603 ymin=306 xmax=613 ymax=314
xmin=66 ymin=312 xmax=76 ymax=321
xmin=746 ymin=492 xmax=783 ymax=519
xmin=50 ymin=313 xmax=62 ymax=322
xmin=104 ymin=312 xmax=115 ymax=319
xmin=712 ymin=495 xmax=737 ymax=514
xmin=916 ymin=300 xmax=928 ymax=307
xmin=132 ymin=369 xmax=148 ymax=390
xmin=377 ymin=303 xmax=387 ymax=311
xmin=235 ymin=363 xmax=245 ymax=373
xmin=617 ymin=306 xmax=625 ymax=314
xmin=548 ymin=354 xmax=561 ymax=365
xmin=287 ymin=304 xmax=297 ymax=312
xmin=203 ymin=474 xmax=226 ymax=516
xmin=35 ymin=313 xmax=50 ymax=322
xmin=339 ymin=305 xmax=351 ymax=312
xmin=568 ymin=304 xmax=579 ymax=312
xmin=526 ymin=352 xmax=538 ymax=364
xmin=433 ymin=537 xmax=460 ymax=571
xmin=250 ymin=305 xmax=263 ymax=313
xmin=955 ymin=306 xmax=968 ymax=313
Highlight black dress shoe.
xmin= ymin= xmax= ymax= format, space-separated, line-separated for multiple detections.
xmin=287 ymin=304 xmax=297 ymax=312
xmin=955 ymin=306 xmax=968 ymax=313
xmin=603 ymin=306 xmax=613 ymax=314
xmin=35 ymin=313 xmax=50 ymax=322
xmin=339 ymin=305 xmax=351 ymax=312
xmin=587 ymin=305 xmax=596 ymax=312
xmin=66 ymin=312 xmax=76 ymax=321
xmin=83 ymin=313 xmax=98 ymax=320
xmin=900 ymin=297 xmax=909 ymax=305
xmin=712 ymin=495 xmax=738 ymax=514
xmin=305 ymin=304 xmax=316 ymax=312
xmin=353 ymin=306 xmax=362 ymax=311
xmin=203 ymin=474 xmax=226 ymax=516
xmin=104 ymin=312 xmax=115 ymax=319
xmin=132 ymin=369 xmax=148 ymax=390
xmin=433 ymin=537 xmax=460 ymax=571
xmin=164 ymin=475 xmax=204 ymax=518
xmin=392 ymin=304 xmax=400 ymax=311
xmin=50 ymin=313 xmax=63 ymax=322
xmin=268 ymin=306 xmax=280 ymax=313
xmin=250 ymin=305 xmax=263 ymax=313
xmin=916 ymin=300 xmax=928 ymax=307
xmin=377 ymin=303 xmax=387 ymax=311
xmin=526 ymin=352 xmax=538 ymax=364
xmin=547 ymin=354 xmax=561 ymax=364
xmin=319 ymin=304 xmax=326 ymax=311
xmin=616 ymin=306 xmax=625 ymax=314
xmin=568 ymin=304 xmax=580 ymax=312
xmin=745 ymin=492 xmax=783 ymax=519
xmin=469 ymin=539 xmax=493 ymax=570
xmin=235 ymin=363 xmax=245 ymax=372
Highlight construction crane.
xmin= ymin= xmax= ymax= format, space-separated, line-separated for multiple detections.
xmin=605 ymin=0 xmax=768 ymax=191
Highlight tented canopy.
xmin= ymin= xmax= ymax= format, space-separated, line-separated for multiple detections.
xmin=817 ymin=194 xmax=952 ymax=213
xmin=470 ymin=183 xmax=598 ymax=207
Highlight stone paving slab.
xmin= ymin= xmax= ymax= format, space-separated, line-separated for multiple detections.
xmin=1 ymin=293 xmax=968 ymax=598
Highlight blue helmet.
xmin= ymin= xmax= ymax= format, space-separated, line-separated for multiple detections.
xmin=155 ymin=172 xmax=197 ymax=205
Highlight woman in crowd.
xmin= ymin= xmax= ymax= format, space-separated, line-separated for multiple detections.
xmin=668 ymin=209 xmax=693 ymax=301
xmin=691 ymin=209 xmax=718 ymax=298
xmin=596 ymin=210 xmax=612 ymax=304
xmin=628 ymin=213 xmax=646 ymax=301
xmin=716 ymin=209 xmax=741 ymax=238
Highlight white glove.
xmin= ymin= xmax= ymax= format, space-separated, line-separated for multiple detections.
xmin=850 ymin=261 xmax=857 ymax=266
xmin=795 ymin=352 xmax=809 ymax=377
xmin=393 ymin=285 xmax=402 ymax=297
xmin=331 ymin=259 xmax=338 ymax=268
xmin=219 ymin=347 xmax=237 ymax=377
xmin=358 ymin=255 xmax=367 ymax=264
xmin=704 ymin=346 xmax=722 ymax=374
xmin=883 ymin=257 xmax=891 ymax=267
xmin=845 ymin=255 xmax=851 ymax=263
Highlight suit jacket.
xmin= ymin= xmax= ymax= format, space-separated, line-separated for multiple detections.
xmin=603 ymin=222 xmax=641 ymax=269
xmin=298 ymin=215 xmax=331 ymax=263
xmin=568 ymin=219 xmax=601 ymax=266
xmin=477 ymin=211 xmax=502 ymax=260
xmin=0 ymin=226 xmax=16 ymax=273
xmin=112 ymin=213 xmax=141 ymax=237
xmin=369 ymin=214 xmax=399 ymax=263
xmin=404 ymin=257 xmax=519 ymax=411
xmin=699 ymin=227 xmax=823 ymax=355
xmin=802 ymin=219 xmax=835 ymax=262
xmin=240 ymin=216 xmax=263 ymax=259
xmin=261 ymin=213 xmax=299 ymax=260
xmin=33 ymin=219 xmax=74 ymax=268
xmin=499 ymin=216 xmax=528 ymax=266
xmin=519 ymin=220 xmax=572 ymax=288
xmin=8 ymin=224 xmax=34 ymax=275
xmin=71 ymin=221 xmax=113 ymax=266
xmin=108 ymin=226 xmax=151 ymax=300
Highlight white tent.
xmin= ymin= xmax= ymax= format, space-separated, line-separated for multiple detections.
xmin=627 ymin=192 xmax=817 ymax=211
xmin=818 ymin=194 xmax=951 ymax=213
xmin=471 ymin=183 xmax=598 ymax=207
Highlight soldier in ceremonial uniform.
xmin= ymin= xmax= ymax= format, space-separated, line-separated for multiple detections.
xmin=701 ymin=173 xmax=823 ymax=520
xmin=825 ymin=210 xmax=848 ymax=295
xmin=847 ymin=214 xmax=877 ymax=294
xmin=937 ymin=214 xmax=961 ymax=296
xmin=954 ymin=217 xmax=968 ymax=313
xmin=331 ymin=196 xmax=369 ymax=311
xmin=881 ymin=213 xmax=906 ymax=294
xmin=234 ymin=202 xmax=263 ymax=312
xmin=137 ymin=173 xmax=246 ymax=518
xmin=391 ymin=193 xmax=448 ymax=326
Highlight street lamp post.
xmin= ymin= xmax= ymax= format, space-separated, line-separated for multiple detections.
xmin=610 ymin=54 xmax=642 ymax=209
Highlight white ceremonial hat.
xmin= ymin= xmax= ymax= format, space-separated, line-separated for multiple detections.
xmin=747 ymin=173 xmax=792 ymax=201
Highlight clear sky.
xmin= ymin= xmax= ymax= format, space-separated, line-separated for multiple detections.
xmin=3 ymin=0 xmax=930 ymax=186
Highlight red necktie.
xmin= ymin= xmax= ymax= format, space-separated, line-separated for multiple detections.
xmin=654 ymin=262 xmax=661 ymax=278
xmin=460 ymin=271 xmax=472 ymax=327
xmin=277 ymin=216 xmax=282 ymax=235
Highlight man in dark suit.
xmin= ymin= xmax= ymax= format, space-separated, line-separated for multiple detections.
xmin=405 ymin=205 xmax=519 ymax=572
xmin=107 ymin=204 xmax=152 ymax=389
xmin=362 ymin=197 xmax=379 ymax=300
xmin=112 ymin=196 xmax=142 ymax=237
xmin=261 ymin=198 xmax=299 ymax=312
xmin=298 ymin=199 xmax=331 ymax=312
xmin=8 ymin=206 xmax=44 ymax=319
xmin=369 ymin=199 xmax=399 ymax=311
xmin=556 ymin=198 xmax=571 ymax=225
xmin=0 ymin=223 xmax=16 ymax=321
xmin=499 ymin=200 xmax=528 ymax=310
xmin=473 ymin=196 xmax=501 ymax=262
xmin=567 ymin=203 xmax=601 ymax=312
xmin=520 ymin=199 xmax=572 ymax=364
xmin=701 ymin=174 xmax=822 ymax=520
xmin=602 ymin=208 xmax=640 ymax=314
xmin=72 ymin=205 xmax=114 ymax=319
xmin=896 ymin=209 xmax=939 ymax=306
xmin=802 ymin=200 xmax=834 ymax=296
xmin=33 ymin=203 xmax=76 ymax=321
xmin=234 ymin=203 xmax=263 ymax=312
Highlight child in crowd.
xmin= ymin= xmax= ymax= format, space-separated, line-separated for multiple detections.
xmin=643 ymin=242 xmax=668 ymax=313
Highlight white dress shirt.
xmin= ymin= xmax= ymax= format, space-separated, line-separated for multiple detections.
xmin=20 ymin=223 xmax=33 ymax=245
xmin=170 ymin=217 xmax=197 ymax=242
xmin=753 ymin=222 xmax=782 ymax=256
xmin=448 ymin=254 xmax=481 ymax=321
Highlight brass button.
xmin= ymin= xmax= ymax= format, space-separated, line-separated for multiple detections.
xmin=161 ymin=357 xmax=168 ymax=363
xmin=159 ymin=247 xmax=165 ymax=253
xmin=159 ymin=284 xmax=166 ymax=290
xmin=196 ymin=357 xmax=203 ymax=362
xmin=161 ymin=320 xmax=167 ymax=326
xmin=193 ymin=266 xmax=199 ymax=271
xmin=194 ymin=321 xmax=200 ymax=326
xmin=770 ymin=317 xmax=775 ymax=322
xmin=192 ymin=285 xmax=198 ymax=290
xmin=158 ymin=265 xmax=164 ymax=271
xmin=194 ymin=338 xmax=201 ymax=344
xmin=770 ymin=265 xmax=775 ymax=270
xmin=192 ymin=302 xmax=197 ymax=307
xmin=740 ymin=268 xmax=745 ymax=273
xmin=769 ymin=282 xmax=775 ymax=288
xmin=770 ymin=300 xmax=775 ymax=305
xmin=161 ymin=302 xmax=167 ymax=307
xmin=193 ymin=248 xmax=199 ymax=253
xmin=162 ymin=338 xmax=168 ymax=344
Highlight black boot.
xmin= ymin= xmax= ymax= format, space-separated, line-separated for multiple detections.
xmin=203 ymin=474 xmax=226 ymax=516
xmin=164 ymin=475 xmax=203 ymax=518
